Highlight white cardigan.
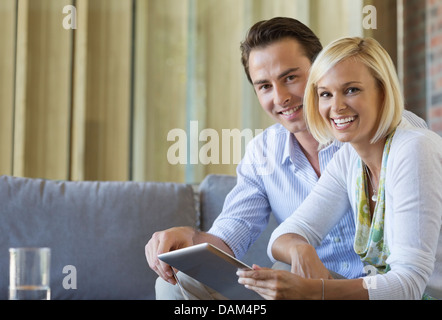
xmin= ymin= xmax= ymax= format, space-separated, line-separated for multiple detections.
xmin=268 ymin=120 xmax=442 ymax=300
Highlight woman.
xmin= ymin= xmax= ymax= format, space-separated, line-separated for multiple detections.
xmin=237 ymin=37 xmax=442 ymax=300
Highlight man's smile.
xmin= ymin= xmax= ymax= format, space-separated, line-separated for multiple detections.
xmin=279 ymin=104 xmax=303 ymax=119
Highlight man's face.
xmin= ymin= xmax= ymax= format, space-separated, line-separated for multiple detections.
xmin=248 ymin=38 xmax=312 ymax=134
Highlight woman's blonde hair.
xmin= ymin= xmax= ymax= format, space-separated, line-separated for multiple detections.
xmin=304 ymin=37 xmax=404 ymax=147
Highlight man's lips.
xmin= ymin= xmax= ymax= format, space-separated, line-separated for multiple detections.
xmin=279 ymin=105 xmax=303 ymax=117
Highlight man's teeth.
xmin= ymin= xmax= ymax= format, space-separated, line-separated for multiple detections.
xmin=333 ymin=117 xmax=355 ymax=127
xmin=282 ymin=105 xmax=302 ymax=115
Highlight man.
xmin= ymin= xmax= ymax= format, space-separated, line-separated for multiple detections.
xmin=145 ymin=17 xmax=427 ymax=299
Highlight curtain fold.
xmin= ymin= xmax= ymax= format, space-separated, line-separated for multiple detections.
xmin=2 ymin=0 xmax=389 ymax=183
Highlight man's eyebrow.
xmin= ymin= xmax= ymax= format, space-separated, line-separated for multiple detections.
xmin=252 ymin=79 xmax=268 ymax=86
xmin=278 ymin=68 xmax=300 ymax=80
xmin=252 ymin=67 xmax=300 ymax=86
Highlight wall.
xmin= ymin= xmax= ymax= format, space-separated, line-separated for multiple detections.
xmin=403 ymin=0 xmax=427 ymax=120
xmin=401 ymin=0 xmax=442 ymax=136
xmin=427 ymin=0 xmax=442 ymax=134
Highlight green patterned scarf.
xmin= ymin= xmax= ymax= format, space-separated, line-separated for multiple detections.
xmin=354 ymin=130 xmax=395 ymax=274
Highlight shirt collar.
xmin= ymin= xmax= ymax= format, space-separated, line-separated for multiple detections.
xmin=281 ymin=130 xmax=294 ymax=165
xmin=281 ymin=130 xmax=344 ymax=166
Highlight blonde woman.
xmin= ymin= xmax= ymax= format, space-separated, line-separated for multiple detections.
xmin=237 ymin=37 xmax=442 ymax=300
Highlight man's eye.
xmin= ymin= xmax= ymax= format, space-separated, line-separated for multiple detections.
xmin=287 ymin=75 xmax=297 ymax=81
xmin=260 ymin=84 xmax=271 ymax=91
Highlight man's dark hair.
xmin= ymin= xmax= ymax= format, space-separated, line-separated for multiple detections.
xmin=240 ymin=17 xmax=323 ymax=84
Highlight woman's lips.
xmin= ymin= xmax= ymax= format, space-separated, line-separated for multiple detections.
xmin=331 ymin=116 xmax=356 ymax=129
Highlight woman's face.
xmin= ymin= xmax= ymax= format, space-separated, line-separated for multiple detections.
xmin=316 ymin=58 xmax=384 ymax=146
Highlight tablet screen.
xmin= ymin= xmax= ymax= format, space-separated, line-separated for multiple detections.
xmin=158 ymin=243 xmax=262 ymax=300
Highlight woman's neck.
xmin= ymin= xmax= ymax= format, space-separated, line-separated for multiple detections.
xmin=352 ymin=138 xmax=386 ymax=184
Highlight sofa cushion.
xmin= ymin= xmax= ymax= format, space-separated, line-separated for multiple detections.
xmin=199 ymin=174 xmax=238 ymax=231
xmin=198 ymin=174 xmax=277 ymax=267
xmin=0 ymin=175 xmax=197 ymax=300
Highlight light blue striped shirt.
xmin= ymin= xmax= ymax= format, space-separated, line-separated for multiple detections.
xmin=208 ymin=111 xmax=427 ymax=279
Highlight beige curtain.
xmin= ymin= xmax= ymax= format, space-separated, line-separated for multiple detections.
xmin=0 ymin=0 xmax=394 ymax=183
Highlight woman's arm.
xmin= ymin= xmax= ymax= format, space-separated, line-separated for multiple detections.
xmin=237 ymin=266 xmax=369 ymax=300
xmin=272 ymin=233 xmax=332 ymax=279
xmin=267 ymin=145 xmax=355 ymax=261
xmin=241 ymin=232 xmax=370 ymax=300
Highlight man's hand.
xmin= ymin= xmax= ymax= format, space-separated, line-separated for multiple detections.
xmin=145 ymin=227 xmax=234 ymax=285
xmin=145 ymin=226 xmax=196 ymax=285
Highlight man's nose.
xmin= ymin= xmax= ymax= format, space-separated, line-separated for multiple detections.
xmin=273 ymin=85 xmax=291 ymax=107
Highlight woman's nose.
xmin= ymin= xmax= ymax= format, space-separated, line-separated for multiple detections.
xmin=331 ymin=95 xmax=347 ymax=112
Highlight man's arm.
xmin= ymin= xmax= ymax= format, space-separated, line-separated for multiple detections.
xmin=147 ymin=129 xmax=277 ymax=285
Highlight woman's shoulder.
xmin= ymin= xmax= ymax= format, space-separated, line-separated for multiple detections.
xmin=329 ymin=142 xmax=360 ymax=172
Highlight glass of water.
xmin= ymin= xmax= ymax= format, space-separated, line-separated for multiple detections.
xmin=9 ymin=247 xmax=51 ymax=300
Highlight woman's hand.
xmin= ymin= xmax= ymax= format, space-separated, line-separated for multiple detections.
xmin=272 ymin=234 xmax=333 ymax=279
xmin=288 ymin=242 xmax=333 ymax=279
xmin=237 ymin=264 xmax=322 ymax=300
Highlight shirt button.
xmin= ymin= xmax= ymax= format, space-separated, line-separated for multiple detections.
xmin=342 ymin=262 xmax=349 ymax=269
xmin=334 ymin=237 xmax=341 ymax=243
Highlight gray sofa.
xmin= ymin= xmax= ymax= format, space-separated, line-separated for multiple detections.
xmin=0 ymin=174 xmax=277 ymax=300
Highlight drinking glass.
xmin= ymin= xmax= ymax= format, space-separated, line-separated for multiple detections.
xmin=9 ymin=247 xmax=51 ymax=300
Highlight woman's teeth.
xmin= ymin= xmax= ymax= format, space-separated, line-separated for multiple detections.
xmin=333 ymin=116 xmax=356 ymax=127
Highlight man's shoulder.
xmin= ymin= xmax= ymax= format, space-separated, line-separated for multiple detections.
xmin=252 ymin=123 xmax=288 ymax=142
xmin=243 ymin=123 xmax=289 ymax=161
xmin=402 ymin=109 xmax=428 ymax=129
xmin=393 ymin=122 xmax=442 ymax=151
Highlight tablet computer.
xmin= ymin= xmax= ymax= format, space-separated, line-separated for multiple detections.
xmin=158 ymin=243 xmax=263 ymax=300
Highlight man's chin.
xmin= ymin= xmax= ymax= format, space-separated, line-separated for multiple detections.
xmin=281 ymin=122 xmax=308 ymax=134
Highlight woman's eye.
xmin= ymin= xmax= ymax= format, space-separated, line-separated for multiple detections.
xmin=319 ymin=91 xmax=330 ymax=98
xmin=346 ymin=87 xmax=360 ymax=94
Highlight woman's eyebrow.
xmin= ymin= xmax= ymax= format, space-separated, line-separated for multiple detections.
xmin=317 ymin=81 xmax=363 ymax=90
